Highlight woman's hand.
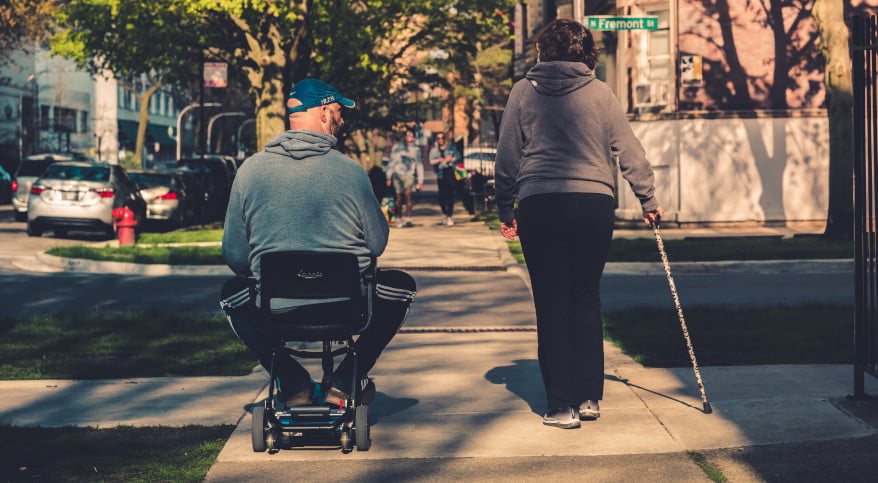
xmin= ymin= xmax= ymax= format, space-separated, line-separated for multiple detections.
xmin=500 ymin=220 xmax=518 ymax=240
xmin=642 ymin=206 xmax=664 ymax=228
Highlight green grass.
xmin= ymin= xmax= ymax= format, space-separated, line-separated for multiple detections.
xmin=0 ymin=424 xmax=233 ymax=482
xmin=603 ymin=304 xmax=853 ymax=367
xmin=472 ymin=211 xmax=851 ymax=263
xmin=0 ymin=312 xmax=254 ymax=379
xmin=137 ymin=227 xmax=224 ymax=245
xmin=46 ymin=244 xmax=224 ymax=265
xmin=687 ymin=451 xmax=728 ymax=483
xmin=609 ymin=236 xmax=852 ymax=262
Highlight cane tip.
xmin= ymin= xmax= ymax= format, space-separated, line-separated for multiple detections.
xmin=703 ymin=402 xmax=713 ymax=414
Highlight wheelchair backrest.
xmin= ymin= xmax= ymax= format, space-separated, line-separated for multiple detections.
xmin=259 ymin=251 xmax=363 ymax=303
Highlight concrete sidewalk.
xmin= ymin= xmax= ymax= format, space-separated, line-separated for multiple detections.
xmin=3 ymin=184 xmax=876 ymax=481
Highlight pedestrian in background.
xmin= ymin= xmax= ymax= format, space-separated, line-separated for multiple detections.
xmin=385 ymin=129 xmax=423 ymax=228
xmin=494 ymin=18 xmax=663 ymax=429
xmin=429 ymin=131 xmax=462 ymax=226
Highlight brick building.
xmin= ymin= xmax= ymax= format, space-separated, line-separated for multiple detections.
xmin=511 ymin=0 xmax=878 ymax=226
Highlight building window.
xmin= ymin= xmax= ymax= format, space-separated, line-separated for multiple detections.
xmin=40 ymin=105 xmax=50 ymax=131
xmin=79 ymin=111 xmax=88 ymax=133
xmin=53 ymin=107 xmax=76 ymax=133
xmin=632 ymin=9 xmax=672 ymax=112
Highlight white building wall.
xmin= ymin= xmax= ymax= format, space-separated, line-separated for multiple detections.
xmin=34 ymin=50 xmax=94 ymax=154
xmin=94 ymin=73 xmax=119 ymax=164
xmin=616 ymin=116 xmax=830 ymax=225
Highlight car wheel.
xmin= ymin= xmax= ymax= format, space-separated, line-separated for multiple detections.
xmin=53 ymin=228 xmax=69 ymax=238
xmin=26 ymin=222 xmax=43 ymax=237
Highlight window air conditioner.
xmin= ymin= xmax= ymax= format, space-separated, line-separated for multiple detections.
xmin=633 ymin=82 xmax=670 ymax=108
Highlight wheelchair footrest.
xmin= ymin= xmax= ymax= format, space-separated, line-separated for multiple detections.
xmin=276 ymin=405 xmax=347 ymax=429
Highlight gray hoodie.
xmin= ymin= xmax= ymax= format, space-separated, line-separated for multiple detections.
xmin=222 ymin=130 xmax=388 ymax=281
xmin=494 ymin=61 xmax=659 ymax=223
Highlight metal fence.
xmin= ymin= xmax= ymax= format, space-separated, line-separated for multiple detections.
xmin=852 ymin=14 xmax=878 ymax=397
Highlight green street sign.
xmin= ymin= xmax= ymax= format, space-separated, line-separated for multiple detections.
xmin=586 ymin=16 xmax=659 ymax=31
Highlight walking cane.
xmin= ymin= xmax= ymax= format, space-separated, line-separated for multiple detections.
xmin=652 ymin=217 xmax=713 ymax=414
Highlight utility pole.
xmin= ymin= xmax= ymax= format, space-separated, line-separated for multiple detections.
xmin=574 ymin=0 xmax=585 ymax=23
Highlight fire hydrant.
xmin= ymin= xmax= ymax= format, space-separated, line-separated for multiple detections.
xmin=112 ymin=207 xmax=137 ymax=246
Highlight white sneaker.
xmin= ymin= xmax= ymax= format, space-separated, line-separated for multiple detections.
xmin=395 ymin=219 xmax=404 ymax=228
xmin=446 ymin=217 xmax=454 ymax=226
xmin=439 ymin=216 xmax=448 ymax=226
xmin=579 ymin=400 xmax=600 ymax=420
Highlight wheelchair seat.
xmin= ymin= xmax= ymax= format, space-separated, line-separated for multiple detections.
xmin=249 ymin=251 xmax=376 ymax=453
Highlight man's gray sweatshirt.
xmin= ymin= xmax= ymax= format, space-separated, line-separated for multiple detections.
xmin=222 ymin=130 xmax=388 ymax=281
xmin=494 ymin=61 xmax=659 ymax=223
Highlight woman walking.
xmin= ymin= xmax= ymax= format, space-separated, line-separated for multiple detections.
xmin=494 ymin=18 xmax=663 ymax=429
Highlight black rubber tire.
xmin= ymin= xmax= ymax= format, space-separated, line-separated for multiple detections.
xmin=355 ymin=405 xmax=371 ymax=451
xmin=251 ymin=406 xmax=267 ymax=452
xmin=53 ymin=228 xmax=68 ymax=238
xmin=26 ymin=222 xmax=42 ymax=237
xmin=340 ymin=429 xmax=352 ymax=452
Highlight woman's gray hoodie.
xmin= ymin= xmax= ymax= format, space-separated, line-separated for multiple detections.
xmin=222 ymin=130 xmax=388 ymax=281
xmin=494 ymin=61 xmax=659 ymax=223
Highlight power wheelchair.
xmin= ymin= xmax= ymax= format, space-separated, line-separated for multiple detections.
xmin=222 ymin=251 xmax=376 ymax=452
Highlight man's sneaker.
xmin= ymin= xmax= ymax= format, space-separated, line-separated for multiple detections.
xmin=542 ymin=406 xmax=581 ymax=429
xmin=280 ymin=382 xmax=315 ymax=407
xmin=395 ymin=219 xmax=405 ymax=228
xmin=446 ymin=217 xmax=454 ymax=226
xmin=579 ymin=399 xmax=600 ymax=420
xmin=324 ymin=378 xmax=376 ymax=407
xmin=439 ymin=216 xmax=448 ymax=226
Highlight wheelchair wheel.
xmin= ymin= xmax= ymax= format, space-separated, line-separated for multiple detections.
xmin=251 ymin=406 xmax=268 ymax=452
xmin=340 ymin=429 xmax=352 ymax=452
xmin=355 ymin=405 xmax=371 ymax=451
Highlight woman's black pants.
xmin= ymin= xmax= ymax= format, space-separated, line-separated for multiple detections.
xmin=517 ymin=192 xmax=615 ymax=410
xmin=437 ymin=169 xmax=456 ymax=216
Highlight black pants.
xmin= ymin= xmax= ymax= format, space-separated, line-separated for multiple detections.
xmin=223 ymin=269 xmax=416 ymax=396
xmin=517 ymin=193 xmax=615 ymax=410
xmin=437 ymin=169 xmax=456 ymax=216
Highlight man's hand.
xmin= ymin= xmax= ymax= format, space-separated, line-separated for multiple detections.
xmin=500 ymin=220 xmax=518 ymax=240
xmin=415 ymin=183 xmax=423 ymax=192
xmin=386 ymin=179 xmax=392 ymax=187
xmin=643 ymin=206 xmax=664 ymax=228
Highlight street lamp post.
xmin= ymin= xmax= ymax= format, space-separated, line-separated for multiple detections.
xmin=206 ymin=111 xmax=248 ymax=154
xmin=18 ymin=74 xmax=37 ymax=160
xmin=174 ymin=102 xmax=221 ymax=160
xmin=236 ymin=118 xmax=256 ymax=159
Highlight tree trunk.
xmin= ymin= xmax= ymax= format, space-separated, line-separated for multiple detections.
xmin=133 ymin=82 xmax=161 ymax=169
xmin=768 ymin=0 xmax=790 ymax=109
xmin=813 ymin=0 xmax=853 ymax=240
xmin=715 ymin=0 xmax=755 ymax=109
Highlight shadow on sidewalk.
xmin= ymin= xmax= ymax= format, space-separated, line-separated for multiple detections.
xmin=485 ymin=360 xmax=700 ymax=415
xmin=605 ymin=374 xmax=701 ymax=412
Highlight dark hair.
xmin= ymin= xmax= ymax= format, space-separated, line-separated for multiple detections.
xmin=536 ymin=18 xmax=600 ymax=69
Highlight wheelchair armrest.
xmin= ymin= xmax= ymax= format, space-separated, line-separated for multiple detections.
xmin=363 ymin=257 xmax=377 ymax=285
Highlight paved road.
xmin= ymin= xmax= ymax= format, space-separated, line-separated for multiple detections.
xmin=0 ymin=203 xmax=854 ymax=318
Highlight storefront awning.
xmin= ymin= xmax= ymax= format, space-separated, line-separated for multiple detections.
xmin=118 ymin=120 xmax=178 ymax=146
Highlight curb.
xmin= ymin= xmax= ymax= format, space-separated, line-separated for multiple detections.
xmin=27 ymin=249 xmax=854 ymax=277
xmin=34 ymin=251 xmax=233 ymax=276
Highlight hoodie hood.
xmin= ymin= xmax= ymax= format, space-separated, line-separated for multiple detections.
xmin=525 ymin=61 xmax=596 ymax=96
xmin=264 ymin=129 xmax=338 ymax=160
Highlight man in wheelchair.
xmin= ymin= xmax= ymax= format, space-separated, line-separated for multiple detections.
xmin=221 ymin=78 xmax=416 ymax=409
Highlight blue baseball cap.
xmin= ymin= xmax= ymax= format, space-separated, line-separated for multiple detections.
xmin=286 ymin=78 xmax=356 ymax=114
